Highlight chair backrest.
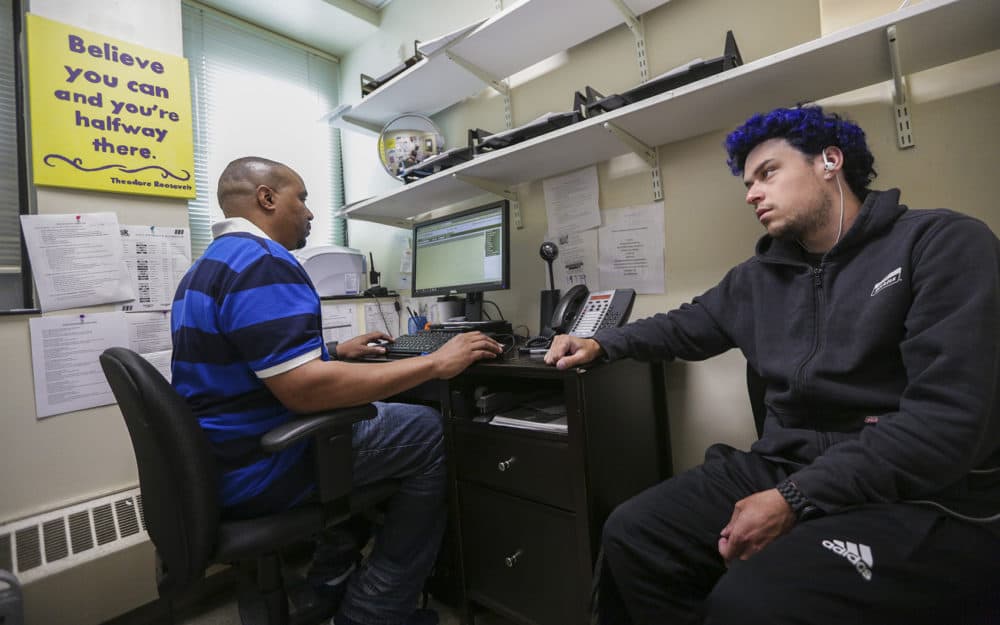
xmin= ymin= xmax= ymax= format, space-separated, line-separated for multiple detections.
xmin=746 ymin=364 xmax=767 ymax=439
xmin=99 ymin=347 xmax=220 ymax=595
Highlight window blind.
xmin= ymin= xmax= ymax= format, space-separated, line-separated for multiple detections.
xmin=0 ymin=0 xmax=22 ymax=271
xmin=182 ymin=3 xmax=346 ymax=258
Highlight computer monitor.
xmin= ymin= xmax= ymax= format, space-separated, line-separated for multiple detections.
xmin=411 ymin=199 xmax=510 ymax=321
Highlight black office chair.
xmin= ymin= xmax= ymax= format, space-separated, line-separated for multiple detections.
xmin=99 ymin=347 xmax=398 ymax=625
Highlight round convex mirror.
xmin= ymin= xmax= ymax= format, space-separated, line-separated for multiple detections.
xmin=377 ymin=113 xmax=445 ymax=179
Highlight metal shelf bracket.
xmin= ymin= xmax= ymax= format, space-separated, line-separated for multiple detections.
xmin=330 ymin=114 xmax=382 ymax=137
xmin=453 ymin=174 xmax=523 ymax=229
xmin=608 ymin=0 xmax=649 ymax=83
xmin=603 ymin=122 xmax=662 ymax=201
xmin=444 ymin=50 xmax=513 ymax=129
xmin=445 ymin=50 xmax=510 ymax=97
xmin=886 ymin=25 xmax=915 ymax=149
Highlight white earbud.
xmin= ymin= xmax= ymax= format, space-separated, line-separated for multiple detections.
xmin=823 ymin=151 xmax=835 ymax=171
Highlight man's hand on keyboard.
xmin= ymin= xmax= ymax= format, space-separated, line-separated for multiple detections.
xmin=430 ymin=331 xmax=502 ymax=378
xmin=337 ymin=331 xmax=393 ymax=359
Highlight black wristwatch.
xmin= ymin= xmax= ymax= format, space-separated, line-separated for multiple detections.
xmin=776 ymin=478 xmax=822 ymax=522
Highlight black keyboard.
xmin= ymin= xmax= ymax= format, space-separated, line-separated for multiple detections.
xmin=384 ymin=331 xmax=456 ymax=357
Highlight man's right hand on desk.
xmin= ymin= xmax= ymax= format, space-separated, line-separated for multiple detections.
xmin=339 ymin=330 xmax=393 ymax=359
xmin=544 ymin=334 xmax=604 ymax=370
xmin=430 ymin=331 xmax=503 ymax=379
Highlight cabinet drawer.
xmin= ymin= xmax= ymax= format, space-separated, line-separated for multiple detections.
xmin=454 ymin=425 xmax=572 ymax=509
xmin=460 ymin=483 xmax=584 ymax=625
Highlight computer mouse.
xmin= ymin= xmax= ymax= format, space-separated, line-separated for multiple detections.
xmin=366 ymin=339 xmax=390 ymax=347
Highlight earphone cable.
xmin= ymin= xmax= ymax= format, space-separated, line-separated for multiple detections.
xmin=834 ymin=174 xmax=845 ymax=245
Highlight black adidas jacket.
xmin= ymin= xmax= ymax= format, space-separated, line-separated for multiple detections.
xmin=594 ymin=189 xmax=1000 ymax=522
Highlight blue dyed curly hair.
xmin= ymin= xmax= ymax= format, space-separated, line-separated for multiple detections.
xmin=724 ymin=105 xmax=876 ymax=198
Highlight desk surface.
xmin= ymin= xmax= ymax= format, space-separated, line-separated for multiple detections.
xmin=363 ymin=344 xmax=606 ymax=378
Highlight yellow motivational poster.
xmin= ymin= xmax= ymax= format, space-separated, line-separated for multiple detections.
xmin=26 ymin=14 xmax=195 ymax=198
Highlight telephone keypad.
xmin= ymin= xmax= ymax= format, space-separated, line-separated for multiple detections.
xmin=570 ymin=291 xmax=615 ymax=336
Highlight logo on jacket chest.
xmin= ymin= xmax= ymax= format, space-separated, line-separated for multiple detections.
xmin=870 ymin=267 xmax=902 ymax=297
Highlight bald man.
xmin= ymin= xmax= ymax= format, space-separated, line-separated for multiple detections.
xmin=171 ymin=157 xmax=501 ymax=625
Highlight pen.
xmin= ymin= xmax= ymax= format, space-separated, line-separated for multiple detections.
xmin=406 ymin=305 xmax=417 ymax=320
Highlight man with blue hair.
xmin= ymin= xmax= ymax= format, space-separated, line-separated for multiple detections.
xmin=546 ymin=105 xmax=1000 ymax=624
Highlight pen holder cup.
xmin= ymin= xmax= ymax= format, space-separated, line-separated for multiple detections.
xmin=407 ymin=315 xmax=428 ymax=335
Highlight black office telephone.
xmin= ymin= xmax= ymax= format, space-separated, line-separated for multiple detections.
xmin=550 ymin=285 xmax=636 ymax=337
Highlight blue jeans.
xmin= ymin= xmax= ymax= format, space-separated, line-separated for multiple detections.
xmin=221 ymin=401 xmax=446 ymax=624
xmin=326 ymin=401 xmax=446 ymax=625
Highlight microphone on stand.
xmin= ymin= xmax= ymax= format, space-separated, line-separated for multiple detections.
xmin=539 ymin=242 xmax=560 ymax=337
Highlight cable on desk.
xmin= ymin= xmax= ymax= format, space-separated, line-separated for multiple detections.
xmin=524 ymin=335 xmax=553 ymax=349
xmin=484 ymin=300 xmax=504 ymax=320
xmin=368 ymin=293 xmax=396 ymax=338
xmin=490 ymin=333 xmax=518 ymax=356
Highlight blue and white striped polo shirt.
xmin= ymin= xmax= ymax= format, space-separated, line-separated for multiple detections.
xmin=171 ymin=218 xmax=328 ymax=508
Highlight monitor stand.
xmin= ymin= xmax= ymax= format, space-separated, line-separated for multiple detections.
xmin=464 ymin=292 xmax=483 ymax=322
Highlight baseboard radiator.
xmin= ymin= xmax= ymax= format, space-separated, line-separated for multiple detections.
xmin=0 ymin=488 xmax=148 ymax=584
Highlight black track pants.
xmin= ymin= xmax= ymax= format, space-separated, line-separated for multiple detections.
xmin=599 ymin=445 xmax=1000 ymax=625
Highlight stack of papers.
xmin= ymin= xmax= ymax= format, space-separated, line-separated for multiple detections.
xmin=490 ymin=396 xmax=567 ymax=434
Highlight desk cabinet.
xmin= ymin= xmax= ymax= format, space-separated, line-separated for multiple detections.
xmin=442 ymin=355 xmax=670 ymax=625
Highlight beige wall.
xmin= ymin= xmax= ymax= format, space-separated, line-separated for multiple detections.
xmin=2 ymin=1 xmax=184 ymax=623
xmin=1 ymin=0 xmax=186 ymax=517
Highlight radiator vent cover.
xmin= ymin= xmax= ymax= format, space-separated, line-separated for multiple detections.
xmin=0 ymin=533 xmax=12 ymax=572
xmin=41 ymin=519 xmax=69 ymax=563
xmin=0 ymin=488 xmax=147 ymax=584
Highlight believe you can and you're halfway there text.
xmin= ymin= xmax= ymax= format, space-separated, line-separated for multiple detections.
xmin=57 ymin=32 xmax=182 ymax=160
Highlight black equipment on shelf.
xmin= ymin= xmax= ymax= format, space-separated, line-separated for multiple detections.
xmin=360 ymin=40 xmax=425 ymax=97
xmin=576 ymin=30 xmax=742 ymax=117
xmin=475 ymin=110 xmax=583 ymax=154
xmin=398 ymin=128 xmax=493 ymax=183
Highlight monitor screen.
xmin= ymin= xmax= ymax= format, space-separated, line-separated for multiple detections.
xmin=411 ymin=200 xmax=509 ymax=318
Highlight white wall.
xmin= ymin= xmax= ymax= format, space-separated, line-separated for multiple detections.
xmin=338 ymin=0 xmax=498 ymax=291
xmin=338 ymin=0 xmax=497 ymax=204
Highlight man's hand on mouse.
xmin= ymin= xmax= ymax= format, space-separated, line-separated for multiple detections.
xmin=430 ymin=331 xmax=503 ymax=378
xmin=337 ymin=331 xmax=393 ymax=359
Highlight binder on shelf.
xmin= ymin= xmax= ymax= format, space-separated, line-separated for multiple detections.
xmin=579 ymin=30 xmax=743 ymax=117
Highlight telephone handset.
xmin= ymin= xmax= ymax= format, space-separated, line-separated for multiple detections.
xmin=549 ymin=284 xmax=589 ymax=334
xmin=550 ymin=285 xmax=636 ymax=338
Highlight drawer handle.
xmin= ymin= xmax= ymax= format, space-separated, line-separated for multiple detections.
xmin=504 ymin=549 xmax=523 ymax=568
xmin=497 ymin=456 xmax=517 ymax=472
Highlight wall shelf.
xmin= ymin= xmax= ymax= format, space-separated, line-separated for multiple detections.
xmin=329 ymin=0 xmax=672 ymax=134
xmin=341 ymin=0 xmax=1000 ymax=226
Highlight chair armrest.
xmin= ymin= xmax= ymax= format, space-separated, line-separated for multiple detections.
xmin=260 ymin=404 xmax=377 ymax=453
